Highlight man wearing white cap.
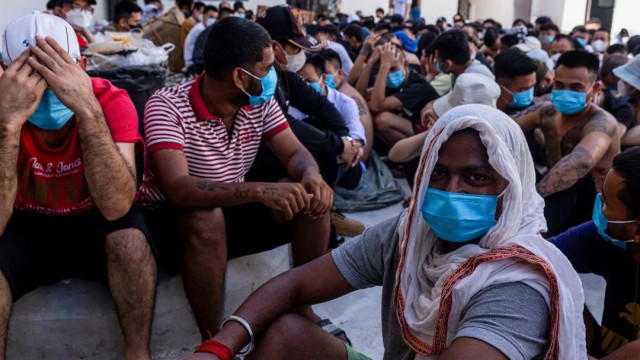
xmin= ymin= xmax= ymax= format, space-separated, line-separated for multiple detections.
xmin=0 ymin=13 xmax=156 ymax=359
xmin=615 ymin=54 xmax=640 ymax=147
xmin=388 ymin=73 xmax=501 ymax=184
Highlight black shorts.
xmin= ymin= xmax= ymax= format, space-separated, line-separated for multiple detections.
xmin=0 ymin=206 xmax=155 ymax=301
xmin=144 ymin=202 xmax=293 ymax=271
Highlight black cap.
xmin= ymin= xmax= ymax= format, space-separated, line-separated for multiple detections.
xmin=256 ymin=5 xmax=322 ymax=52
xmin=437 ymin=16 xmax=446 ymax=23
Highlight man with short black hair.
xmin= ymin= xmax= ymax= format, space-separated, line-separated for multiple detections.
xmin=550 ymin=34 xmax=578 ymax=62
xmin=534 ymin=16 xmax=552 ymax=31
xmin=104 ymin=0 xmax=143 ymax=32
xmin=515 ymin=51 xmax=620 ymax=235
xmin=375 ymin=7 xmax=384 ymax=21
xmin=494 ymin=49 xmax=537 ymax=114
xmin=605 ymin=44 xmax=628 ymax=60
xmin=343 ymin=24 xmax=364 ymax=59
xmin=180 ymin=1 xmax=205 ymax=48
xmin=369 ymin=43 xmax=439 ymax=146
xmin=600 ymin=55 xmax=628 ymax=94
xmin=432 ymin=29 xmax=494 ymax=81
xmin=540 ymin=22 xmax=559 ymax=44
xmin=139 ymin=17 xmax=333 ymax=341
xmin=591 ymin=28 xmax=610 ymax=54
xmin=571 ymin=25 xmax=592 ymax=51
xmin=548 ymin=147 xmax=640 ymax=357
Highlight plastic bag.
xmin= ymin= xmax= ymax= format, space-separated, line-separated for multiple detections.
xmin=88 ymin=43 xmax=174 ymax=70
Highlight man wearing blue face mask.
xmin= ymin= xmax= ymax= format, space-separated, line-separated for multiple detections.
xmin=548 ymin=147 xmax=640 ymax=358
xmin=139 ymin=16 xmax=334 ymax=343
xmin=369 ymin=42 xmax=439 ymax=146
xmin=0 ymin=13 xmax=156 ymax=359
xmin=182 ymin=105 xmax=586 ymax=360
xmin=291 ymin=54 xmax=366 ymax=191
xmin=515 ymin=50 xmax=620 ymax=236
xmin=494 ymin=49 xmax=537 ymax=116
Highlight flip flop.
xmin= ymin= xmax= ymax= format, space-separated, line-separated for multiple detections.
xmin=317 ymin=319 xmax=352 ymax=346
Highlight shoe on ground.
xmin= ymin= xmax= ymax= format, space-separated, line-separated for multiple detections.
xmin=330 ymin=209 xmax=365 ymax=237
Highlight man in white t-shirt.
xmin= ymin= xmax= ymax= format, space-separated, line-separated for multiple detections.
xmin=183 ymin=5 xmax=217 ymax=69
xmin=393 ymin=0 xmax=412 ymax=19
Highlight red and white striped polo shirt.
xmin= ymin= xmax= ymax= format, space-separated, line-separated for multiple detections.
xmin=138 ymin=75 xmax=289 ymax=205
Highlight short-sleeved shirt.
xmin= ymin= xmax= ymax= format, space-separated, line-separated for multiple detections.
xmin=15 ymin=78 xmax=141 ymax=216
xmin=332 ymin=213 xmax=550 ymax=360
xmin=386 ymin=70 xmax=440 ymax=125
xmin=138 ymin=75 xmax=290 ymax=206
xmin=548 ymin=221 xmax=640 ymax=357
xmin=288 ymin=87 xmax=366 ymax=145
xmin=603 ymin=89 xmax=635 ymax=129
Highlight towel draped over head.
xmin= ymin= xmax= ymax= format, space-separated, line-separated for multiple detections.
xmin=392 ymin=104 xmax=587 ymax=359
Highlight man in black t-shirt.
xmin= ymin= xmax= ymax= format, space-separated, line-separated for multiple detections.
xmin=597 ymin=86 xmax=635 ymax=137
xmin=368 ymin=42 xmax=439 ymax=146
xmin=548 ymin=147 xmax=640 ymax=358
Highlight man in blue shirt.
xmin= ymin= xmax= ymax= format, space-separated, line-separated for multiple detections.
xmin=549 ymin=146 xmax=640 ymax=358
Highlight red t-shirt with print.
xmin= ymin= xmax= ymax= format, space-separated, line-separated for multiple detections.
xmin=14 ymin=77 xmax=142 ymax=216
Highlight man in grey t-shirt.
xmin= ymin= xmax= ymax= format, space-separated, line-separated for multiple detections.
xmin=181 ymin=105 xmax=574 ymax=360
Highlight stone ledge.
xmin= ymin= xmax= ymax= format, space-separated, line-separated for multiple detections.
xmin=7 ymin=245 xmax=291 ymax=360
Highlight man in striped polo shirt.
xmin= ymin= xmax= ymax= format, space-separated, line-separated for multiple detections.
xmin=138 ymin=17 xmax=333 ymax=341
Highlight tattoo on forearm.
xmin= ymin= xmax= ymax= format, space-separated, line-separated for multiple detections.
xmin=512 ymin=102 xmax=548 ymax=119
xmin=536 ymin=147 xmax=594 ymax=197
xmin=234 ymin=187 xmax=249 ymax=198
xmin=195 ymin=181 xmax=229 ymax=192
xmin=360 ymin=44 xmax=372 ymax=57
xmin=262 ymin=187 xmax=278 ymax=197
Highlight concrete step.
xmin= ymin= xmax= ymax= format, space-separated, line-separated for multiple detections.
xmin=7 ymin=245 xmax=291 ymax=360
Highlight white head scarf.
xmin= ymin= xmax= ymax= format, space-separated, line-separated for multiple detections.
xmin=393 ymin=104 xmax=586 ymax=359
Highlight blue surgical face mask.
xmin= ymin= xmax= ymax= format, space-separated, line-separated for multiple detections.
xmin=421 ymin=187 xmax=502 ymax=243
xmin=236 ymin=12 xmax=246 ymax=19
xmin=386 ymin=69 xmax=405 ymax=89
xmin=436 ymin=61 xmax=449 ymax=74
xmin=28 ymin=89 xmax=74 ymax=130
xmin=576 ymin=37 xmax=587 ymax=48
xmin=206 ymin=17 xmax=216 ymax=27
xmin=240 ymin=66 xmax=278 ymax=106
xmin=506 ymin=87 xmax=534 ymax=108
xmin=551 ymin=85 xmax=593 ymax=115
xmin=309 ymin=81 xmax=323 ymax=94
xmin=325 ymin=74 xmax=337 ymax=89
xmin=592 ymin=193 xmax=637 ymax=250
xmin=545 ymin=35 xmax=555 ymax=43
xmin=607 ymin=85 xmax=618 ymax=93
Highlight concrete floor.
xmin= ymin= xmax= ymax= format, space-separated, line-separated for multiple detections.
xmin=5 ymin=179 xmax=606 ymax=359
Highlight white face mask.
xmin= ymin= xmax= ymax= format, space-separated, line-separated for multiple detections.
xmin=618 ymin=79 xmax=637 ymax=96
xmin=66 ymin=8 xmax=93 ymax=28
xmin=193 ymin=12 xmax=202 ymax=21
xmin=622 ymin=36 xmax=630 ymax=45
xmin=278 ymin=46 xmax=306 ymax=73
xmin=591 ymin=39 xmax=608 ymax=53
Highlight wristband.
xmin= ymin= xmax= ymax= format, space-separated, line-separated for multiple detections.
xmin=195 ymin=339 xmax=233 ymax=360
xmin=221 ymin=315 xmax=254 ymax=355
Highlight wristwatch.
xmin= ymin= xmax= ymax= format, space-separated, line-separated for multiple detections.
xmin=341 ymin=136 xmax=355 ymax=145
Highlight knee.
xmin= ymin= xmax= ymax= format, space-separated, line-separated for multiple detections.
xmin=182 ymin=208 xmax=225 ymax=250
xmin=374 ymin=112 xmax=393 ymax=132
xmin=105 ymin=228 xmax=153 ymax=264
xmin=262 ymin=313 xmax=309 ymax=350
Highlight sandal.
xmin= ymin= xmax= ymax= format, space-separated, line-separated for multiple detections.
xmin=317 ymin=319 xmax=352 ymax=346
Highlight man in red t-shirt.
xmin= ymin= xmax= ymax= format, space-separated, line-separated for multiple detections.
xmin=138 ymin=17 xmax=334 ymax=343
xmin=0 ymin=14 xmax=155 ymax=359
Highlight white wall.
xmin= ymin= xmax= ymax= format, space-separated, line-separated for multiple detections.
xmin=559 ymin=0 xmax=587 ymax=32
xmin=420 ymin=0 xmax=458 ymax=25
xmin=470 ymin=0 xmax=514 ymax=26
xmin=340 ymin=0 xmax=388 ymax=17
xmin=530 ymin=0 xmax=564 ymax=25
xmin=611 ymin=0 xmax=640 ymax=39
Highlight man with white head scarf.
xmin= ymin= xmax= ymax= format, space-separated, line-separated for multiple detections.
xmin=182 ymin=105 xmax=587 ymax=360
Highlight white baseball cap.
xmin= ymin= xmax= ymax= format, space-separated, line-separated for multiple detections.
xmin=433 ymin=73 xmax=501 ymax=117
xmin=2 ymin=12 xmax=80 ymax=66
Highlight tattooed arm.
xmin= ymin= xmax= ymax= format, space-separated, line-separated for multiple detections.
xmin=269 ymin=127 xmax=333 ymax=217
xmin=536 ymin=112 xmax=616 ymax=197
xmin=150 ymin=148 xmax=312 ymax=220
xmin=513 ymin=102 xmax=553 ymax=129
